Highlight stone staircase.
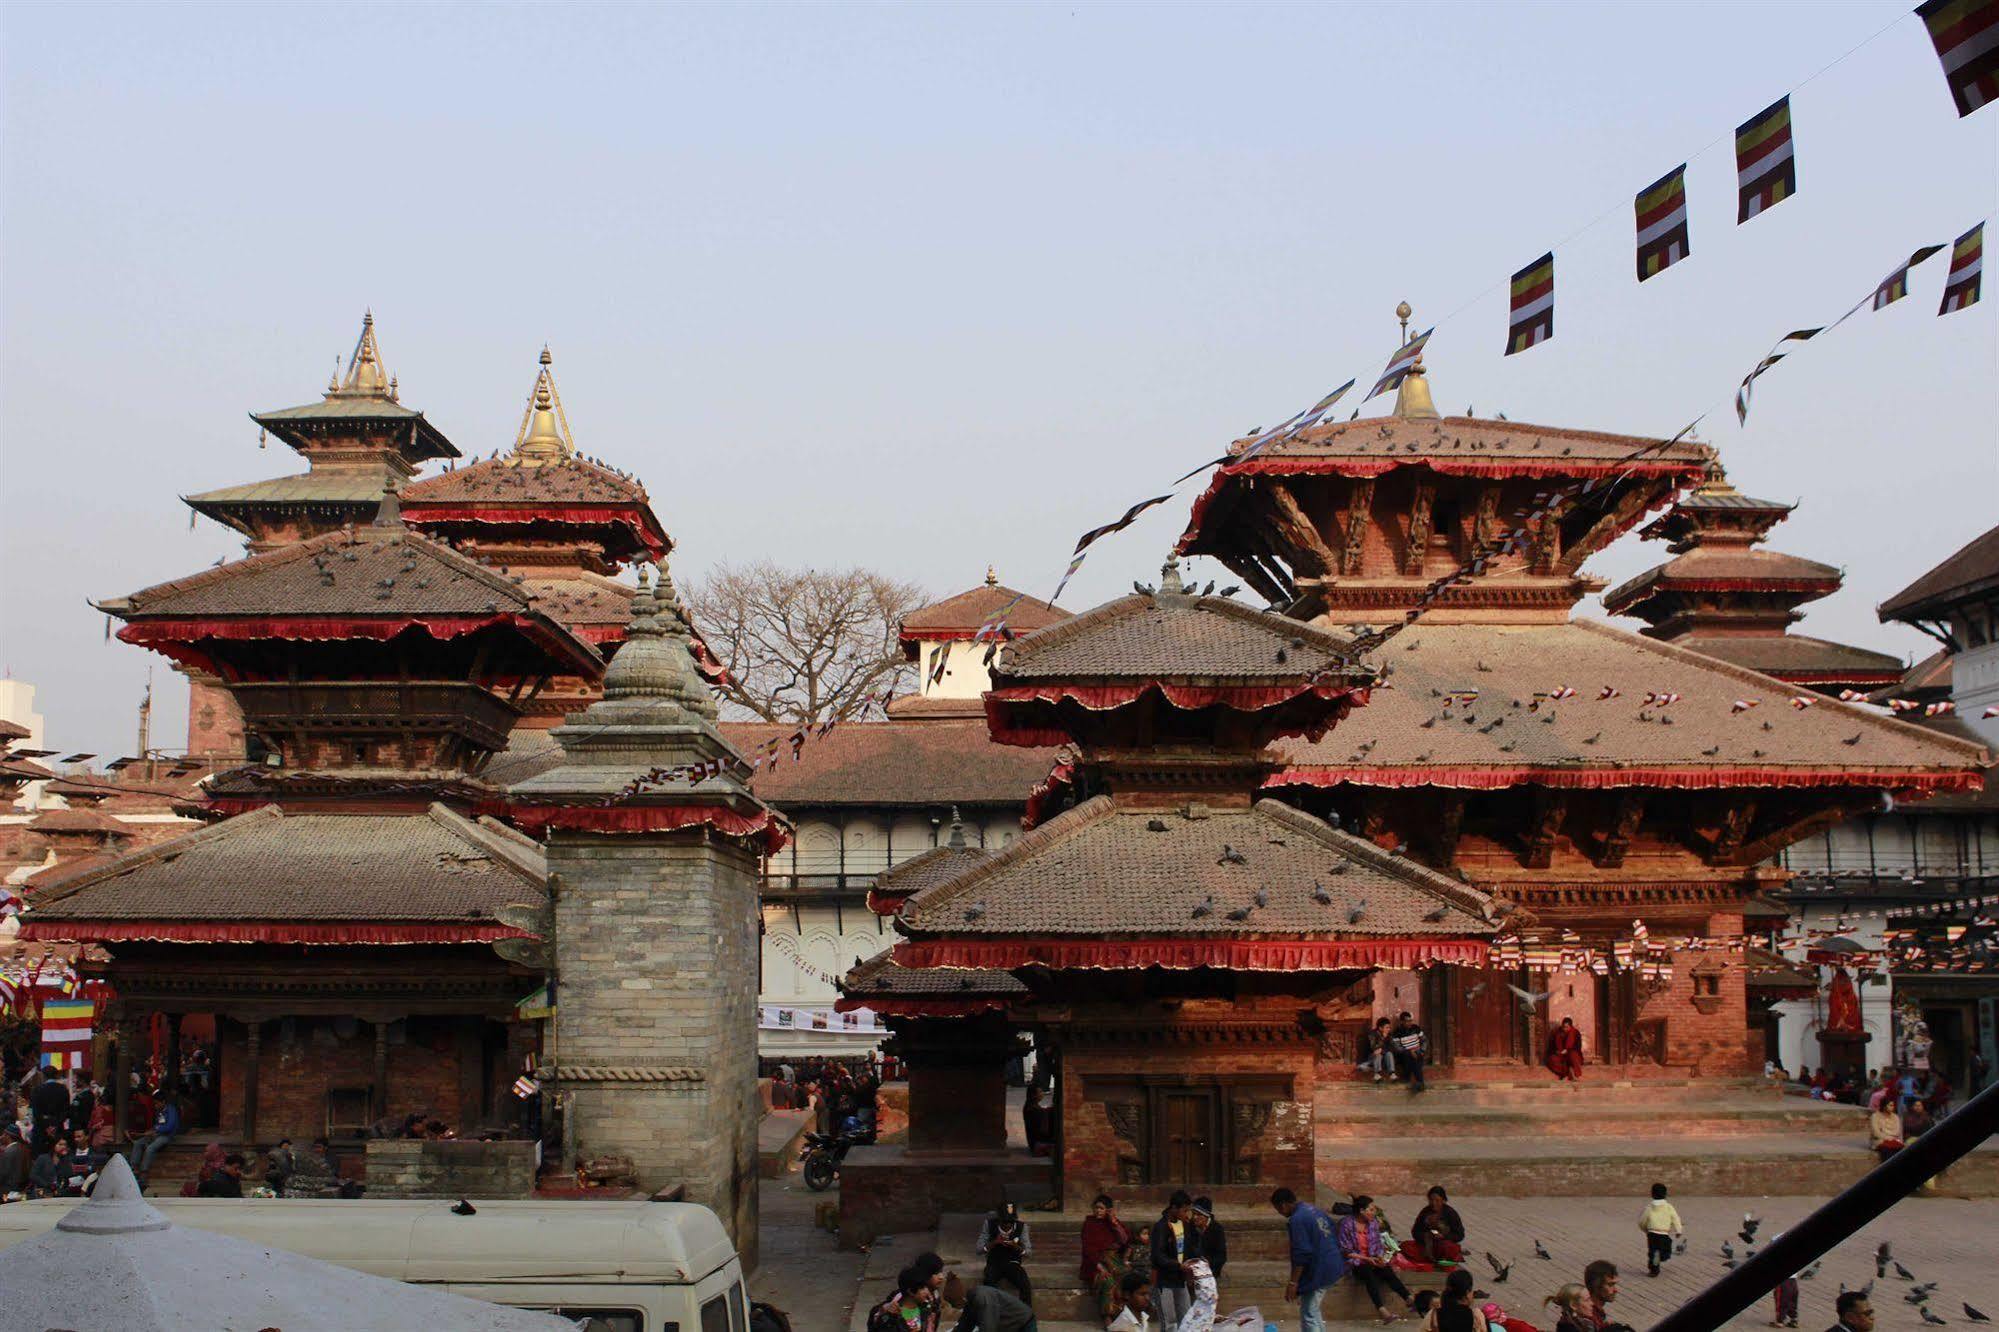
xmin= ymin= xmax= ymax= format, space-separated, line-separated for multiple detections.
xmin=1314 ymin=1078 xmax=1999 ymax=1197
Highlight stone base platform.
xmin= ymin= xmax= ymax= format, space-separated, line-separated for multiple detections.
xmin=1316 ymin=1080 xmax=1999 ymax=1198
xmin=838 ymin=1145 xmax=1054 ymax=1249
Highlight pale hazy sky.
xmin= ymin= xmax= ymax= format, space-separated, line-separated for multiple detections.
xmin=2 ymin=1 xmax=1993 ymax=760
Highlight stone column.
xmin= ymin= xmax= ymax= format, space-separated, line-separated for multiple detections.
xmin=242 ymin=1018 xmax=263 ymax=1148
xmin=511 ymin=564 xmax=774 ymax=1267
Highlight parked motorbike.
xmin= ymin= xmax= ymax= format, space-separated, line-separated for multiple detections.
xmin=800 ymin=1126 xmax=875 ymax=1192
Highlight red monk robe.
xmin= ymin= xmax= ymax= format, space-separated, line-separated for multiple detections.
xmin=1545 ymin=1017 xmax=1585 ymax=1081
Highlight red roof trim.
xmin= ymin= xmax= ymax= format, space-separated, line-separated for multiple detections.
xmin=18 ymin=920 xmax=528 ymax=946
xmin=832 ymin=996 xmax=1012 ymax=1018
xmin=496 ymin=801 xmax=789 ymax=853
xmin=895 ymin=937 xmax=1490 ymax=971
xmin=402 ymin=503 xmax=670 ymax=559
xmin=983 ymin=680 xmax=1368 ymax=746
xmin=1022 ymin=760 xmax=1076 ymax=831
xmin=117 ymin=614 xmax=602 ymax=679
xmin=1267 ymin=764 xmax=1983 ymax=794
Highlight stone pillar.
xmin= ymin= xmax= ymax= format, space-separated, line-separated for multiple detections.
xmin=371 ymin=1021 xmax=391 ymax=1121
xmin=242 ymin=1018 xmax=263 ymax=1149
xmin=897 ymin=1017 xmax=1014 ymax=1154
xmin=511 ymin=563 xmax=775 ymax=1268
xmin=113 ymin=1012 xmax=140 ymax=1148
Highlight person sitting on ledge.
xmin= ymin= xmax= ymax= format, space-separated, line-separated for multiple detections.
xmin=1411 ymin=1185 xmax=1466 ymax=1265
xmin=1340 ymin=1195 xmax=1416 ymax=1324
xmin=1868 ymin=1100 xmax=1904 ymax=1161
xmin=976 ymin=1200 xmax=1033 ymax=1303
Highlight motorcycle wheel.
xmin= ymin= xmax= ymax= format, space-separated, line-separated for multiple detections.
xmin=802 ymin=1155 xmax=836 ymax=1192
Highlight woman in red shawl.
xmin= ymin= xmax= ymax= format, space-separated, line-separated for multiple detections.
xmin=1544 ymin=1017 xmax=1585 ymax=1081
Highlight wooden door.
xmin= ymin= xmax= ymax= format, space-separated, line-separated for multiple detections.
xmin=1453 ymin=965 xmax=1521 ymax=1061
xmin=1152 ymin=1089 xmax=1220 ymax=1184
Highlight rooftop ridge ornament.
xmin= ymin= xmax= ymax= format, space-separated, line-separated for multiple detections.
xmin=372 ymin=475 xmax=404 ymax=528
xmin=1158 ymin=552 xmax=1187 ymax=596
xmin=1391 ymin=301 xmax=1441 ymax=421
xmin=511 ymin=345 xmax=577 ymax=465
xmin=327 ymin=310 xmax=393 ymax=400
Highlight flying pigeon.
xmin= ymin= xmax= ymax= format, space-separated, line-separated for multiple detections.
xmin=1964 ymin=1305 xmax=1989 ymax=1323
xmin=1485 ymin=1254 xmax=1511 ymax=1284
xmin=1218 ymin=845 xmax=1248 ymax=865
xmin=1507 ymin=983 xmax=1553 ymax=1007
xmin=1465 ymin=982 xmax=1488 ymax=1000
xmin=1919 ymin=1308 xmax=1947 ymax=1326
xmin=1533 ymin=1240 xmax=1552 ymax=1260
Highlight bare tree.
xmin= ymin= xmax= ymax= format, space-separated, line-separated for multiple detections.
xmin=684 ymin=562 xmax=926 ymax=723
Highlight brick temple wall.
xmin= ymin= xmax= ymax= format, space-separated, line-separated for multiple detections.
xmin=549 ymin=830 xmax=762 ymax=1268
xmin=366 ymin=1138 xmax=536 ymax=1198
xmin=215 ymin=1015 xmax=500 ymax=1144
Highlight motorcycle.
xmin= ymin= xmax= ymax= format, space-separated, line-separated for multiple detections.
xmin=800 ymin=1124 xmax=875 ymax=1192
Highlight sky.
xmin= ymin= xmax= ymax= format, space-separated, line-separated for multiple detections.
xmin=1 ymin=1 xmax=1993 ymax=760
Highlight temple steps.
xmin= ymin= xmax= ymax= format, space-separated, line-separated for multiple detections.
xmin=1317 ymin=1075 xmax=1779 ymax=1109
xmin=1315 ymin=1096 xmax=1863 ymax=1140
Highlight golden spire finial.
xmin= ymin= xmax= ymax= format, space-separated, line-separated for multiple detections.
xmin=985 ymin=565 xmax=998 ymax=587
xmin=511 ymin=346 xmax=576 ymax=465
xmin=331 ymin=311 xmax=391 ymax=398
xmin=1391 ymin=301 xmax=1439 ymax=420
xmin=1396 ymin=300 xmax=1412 ymax=343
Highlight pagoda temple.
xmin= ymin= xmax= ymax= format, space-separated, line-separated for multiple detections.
xmin=401 ymin=349 xmax=724 ymax=727
xmin=1171 ymin=336 xmax=1985 ymax=1075
xmin=23 ymin=384 xmax=604 ymax=1154
xmin=837 ymin=558 xmax=1498 ymax=1235
xmin=1601 ymin=471 xmax=1905 ymax=696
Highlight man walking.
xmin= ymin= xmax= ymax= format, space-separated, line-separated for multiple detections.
xmin=1151 ymin=1191 xmax=1195 ymax=1329
xmin=1273 ymin=1187 xmax=1345 ymax=1332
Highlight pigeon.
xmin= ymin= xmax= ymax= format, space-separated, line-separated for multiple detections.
xmin=1254 ymin=888 xmax=1270 ymax=908
xmin=1878 ymin=1245 xmax=1893 ymax=1279
xmin=1722 ymin=1241 xmax=1735 ymax=1261
xmin=964 ymin=901 xmax=987 ymax=922
xmin=1225 ymin=904 xmax=1255 ymax=922
xmin=1146 ymin=818 xmax=1169 ymax=832
xmin=1799 ymin=1260 xmax=1820 ymax=1280
xmin=1912 ymin=1285 xmax=1941 ymax=1301
xmin=1741 ymin=1214 xmax=1760 ymax=1239
xmin=1346 ymin=898 xmax=1369 ymax=925
xmin=1312 ymin=880 xmax=1334 ymax=905
xmin=1534 ymin=1240 xmax=1552 ymax=1261
xmin=1920 ymin=1308 xmax=1947 ymax=1327
xmin=1723 ymin=1258 xmax=1739 ymax=1270
xmin=1488 ymin=1258 xmax=1511 ymax=1284
xmin=1964 ymin=1306 xmax=1989 ymax=1323
xmin=1423 ymin=904 xmax=1450 ymax=923
xmin=1218 ymin=585 xmax=1240 ymax=598
xmin=1507 ymin=983 xmax=1553 ymax=1007
xmin=1897 ymin=1262 xmax=1918 ymax=1282
xmin=1465 ymin=982 xmax=1488 ymax=1000
xmin=1674 ymin=1237 xmax=1688 ymax=1256
xmin=1218 ymin=845 xmax=1248 ymax=865
xmin=1191 ymin=895 xmax=1214 ymax=919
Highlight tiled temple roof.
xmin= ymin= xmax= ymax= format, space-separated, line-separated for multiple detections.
xmin=899 ymin=583 xmax=1068 ymax=641
xmin=1269 ymin=620 xmax=1985 ymax=791
xmin=1602 ymin=549 xmax=1844 ymax=610
xmin=897 ymin=794 xmax=1493 ymax=938
xmin=997 ymin=587 xmax=1363 ymax=682
xmin=720 ymin=720 xmax=1056 ymax=807
xmin=20 ymin=803 xmax=546 ymax=945
xmin=1880 ymin=523 xmax=1999 ymax=619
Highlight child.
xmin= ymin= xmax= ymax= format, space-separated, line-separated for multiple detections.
xmin=1108 ymin=1271 xmax=1153 ymax=1331
xmin=1638 ymin=1182 xmax=1683 ymax=1277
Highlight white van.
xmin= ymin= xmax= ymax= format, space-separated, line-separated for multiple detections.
xmin=0 ymin=1195 xmax=747 ymax=1332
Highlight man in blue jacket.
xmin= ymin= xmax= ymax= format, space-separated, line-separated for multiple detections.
xmin=1272 ymin=1187 xmax=1347 ymax=1332
xmin=132 ymin=1091 xmax=180 ymax=1182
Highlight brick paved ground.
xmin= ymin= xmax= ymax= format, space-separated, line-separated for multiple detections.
xmin=763 ymin=1191 xmax=1999 ymax=1332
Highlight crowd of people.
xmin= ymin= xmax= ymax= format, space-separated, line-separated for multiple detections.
xmin=770 ymin=1058 xmax=883 ymax=1141
xmin=1792 ymin=1062 xmax=1958 ymax=1117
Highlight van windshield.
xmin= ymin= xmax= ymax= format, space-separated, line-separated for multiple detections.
xmin=553 ymin=1309 xmax=659 ymax=1332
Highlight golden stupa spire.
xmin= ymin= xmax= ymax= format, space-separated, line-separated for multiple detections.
xmin=1391 ymin=300 xmax=1440 ymax=420
xmin=511 ymin=345 xmax=576 ymax=464
xmin=330 ymin=310 xmax=394 ymax=399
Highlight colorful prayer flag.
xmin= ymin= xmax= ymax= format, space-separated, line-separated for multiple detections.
xmin=1917 ymin=0 xmax=1999 ymax=118
xmin=1285 ymin=379 xmax=1358 ymax=435
xmin=1505 ymin=253 xmax=1555 ymax=355
xmin=1735 ymin=97 xmax=1796 ymax=222
xmin=1366 ymin=327 xmax=1433 ymax=400
xmin=39 ymin=997 xmax=94 ymax=1072
xmin=1940 ymin=222 xmax=1985 ymax=313
xmin=1635 ymin=165 xmax=1691 ymax=281
xmin=1872 ymin=244 xmax=1947 ymax=310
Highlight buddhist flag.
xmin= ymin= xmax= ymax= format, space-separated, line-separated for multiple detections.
xmin=1505 ymin=253 xmax=1555 ymax=355
xmin=1367 ymin=327 xmax=1433 ymax=399
xmin=1940 ymin=222 xmax=1985 ymax=313
xmin=1917 ymin=0 xmax=1999 ymax=117
xmin=1872 ymin=244 xmax=1946 ymax=309
xmin=39 ymin=997 xmax=94 ymax=1072
xmin=1285 ymin=379 xmax=1358 ymax=435
xmin=1635 ymin=166 xmax=1691 ymax=281
xmin=1735 ymin=97 xmax=1796 ymax=222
